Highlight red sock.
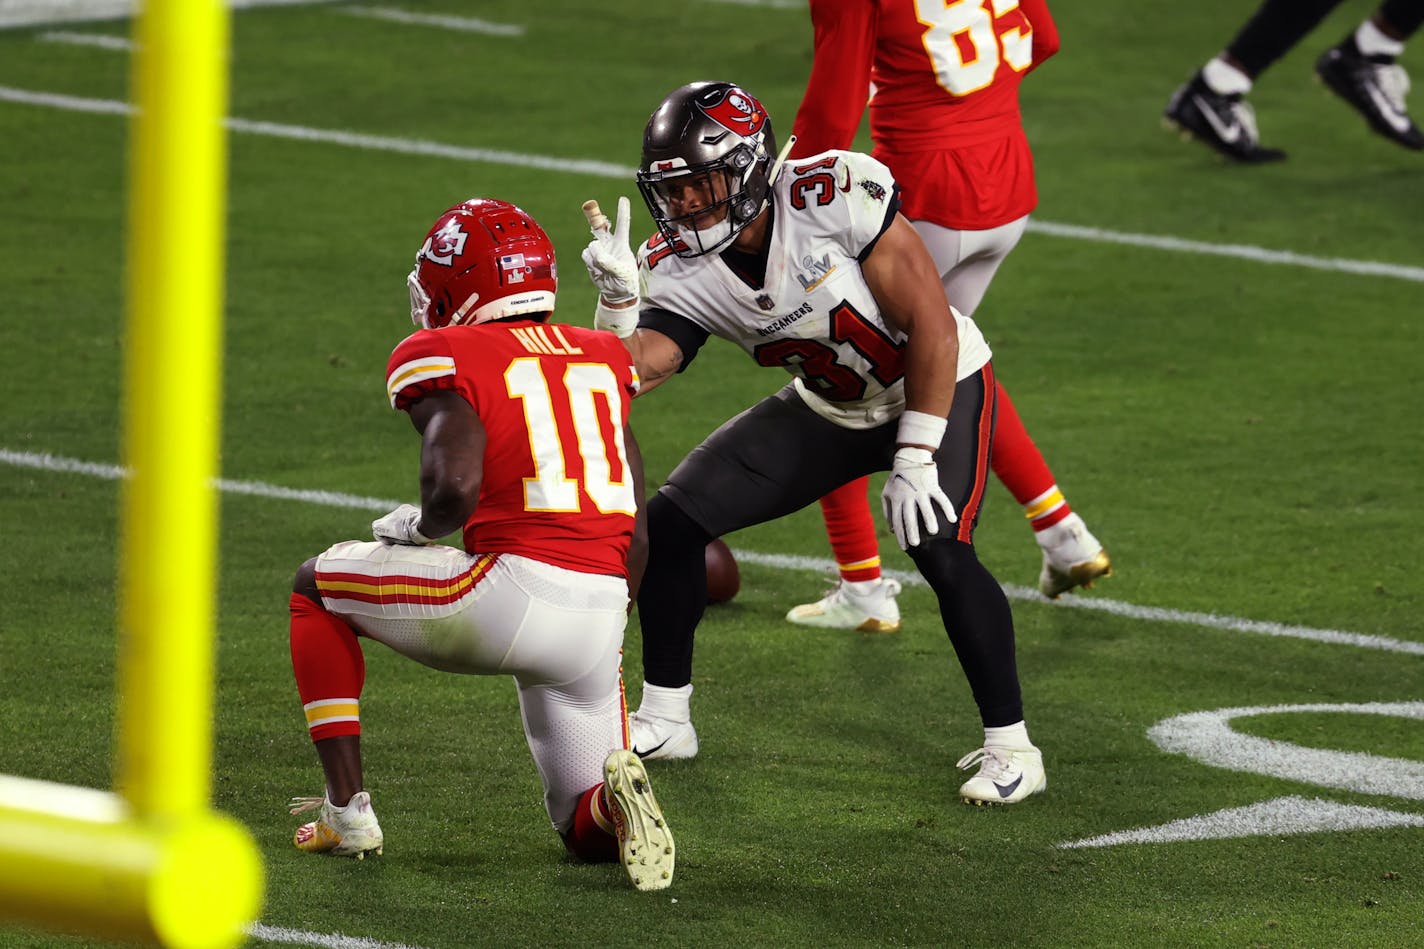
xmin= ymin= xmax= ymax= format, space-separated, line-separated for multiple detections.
xmin=289 ymin=592 xmax=365 ymax=741
xmin=563 ymin=782 xmax=619 ymax=863
xmin=819 ymin=477 xmax=882 ymax=582
xmin=990 ymin=381 xmax=1072 ymax=531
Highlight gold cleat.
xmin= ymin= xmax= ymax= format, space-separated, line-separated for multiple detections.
xmin=291 ymin=791 xmax=384 ymax=859
xmin=785 ymin=578 xmax=902 ymax=633
xmin=1036 ymin=513 xmax=1112 ymax=599
xmin=1039 ymin=548 xmax=1113 ymax=599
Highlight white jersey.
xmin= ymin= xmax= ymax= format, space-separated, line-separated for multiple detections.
xmin=638 ymin=149 xmax=991 ymax=429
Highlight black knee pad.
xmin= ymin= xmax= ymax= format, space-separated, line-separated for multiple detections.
xmin=646 ymin=492 xmax=713 ymax=555
xmin=907 ymin=538 xmax=978 ymax=592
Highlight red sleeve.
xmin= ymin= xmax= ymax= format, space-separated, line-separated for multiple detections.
xmin=385 ymin=329 xmax=458 ymax=411
xmin=1022 ymin=0 xmax=1060 ymax=71
xmin=789 ymin=0 xmax=878 ymax=157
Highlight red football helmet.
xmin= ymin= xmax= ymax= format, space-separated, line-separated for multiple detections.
xmin=407 ymin=198 xmax=558 ymax=329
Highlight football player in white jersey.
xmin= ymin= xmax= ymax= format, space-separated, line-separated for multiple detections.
xmin=582 ymin=81 xmax=1046 ymax=805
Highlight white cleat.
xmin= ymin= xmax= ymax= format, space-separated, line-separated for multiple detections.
xmin=290 ymin=790 xmax=385 ymax=858
xmin=1036 ymin=513 xmax=1112 ymax=599
xmin=785 ymin=578 xmax=902 ymax=632
xmin=603 ymin=749 xmax=675 ymax=891
xmin=956 ymin=746 xmax=1047 ymax=806
xmin=629 ymin=710 xmax=699 ymax=761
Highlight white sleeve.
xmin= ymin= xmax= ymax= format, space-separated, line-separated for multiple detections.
xmin=828 ymin=150 xmax=899 ymax=261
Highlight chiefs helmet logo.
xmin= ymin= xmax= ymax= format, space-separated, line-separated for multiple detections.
xmin=700 ymin=86 xmax=767 ymax=137
xmin=421 ymin=218 xmax=469 ymax=267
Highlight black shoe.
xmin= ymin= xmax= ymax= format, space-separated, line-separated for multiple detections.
xmin=1164 ymin=71 xmax=1287 ymax=163
xmin=1316 ymin=40 xmax=1424 ymax=151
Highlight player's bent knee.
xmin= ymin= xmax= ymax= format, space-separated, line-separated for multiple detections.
xmin=293 ymin=557 xmax=320 ymax=601
xmin=647 ymin=493 xmax=712 ymax=553
xmin=908 ymin=537 xmax=978 ymax=590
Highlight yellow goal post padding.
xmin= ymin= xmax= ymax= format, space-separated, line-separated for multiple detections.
xmin=0 ymin=1 xmax=263 ymax=946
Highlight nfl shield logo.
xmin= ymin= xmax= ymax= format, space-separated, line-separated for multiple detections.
xmin=755 ymin=293 xmax=774 ymax=311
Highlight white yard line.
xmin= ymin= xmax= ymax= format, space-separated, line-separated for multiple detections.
xmin=334 ymin=5 xmax=524 ymax=36
xmin=38 ymin=29 xmax=132 ymax=49
xmin=0 ymin=0 xmax=343 ymax=29
xmin=701 ymin=0 xmax=805 ymax=9
xmin=1026 ymin=219 xmax=1424 ymax=283
xmin=248 ymin=923 xmax=429 ymax=949
xmin=3 ymin=83 xmax=1420 ymax=283
xmin=0 ymin=86 xmax=632 ymax=178
xmin=3 ymin=447 xmax=1420 ymax=657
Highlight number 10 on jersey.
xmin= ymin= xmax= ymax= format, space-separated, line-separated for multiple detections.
xmin=504 ymin=358 xmax=636 ymax=515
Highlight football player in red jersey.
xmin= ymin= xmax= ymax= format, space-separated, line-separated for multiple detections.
xmin=286 ymin=198 xmax=674 ymax=890
xmin=583 ymin=81 xmax=1047 ymax=805
xmin=778 ymin=0 xmax=1110 ymax=634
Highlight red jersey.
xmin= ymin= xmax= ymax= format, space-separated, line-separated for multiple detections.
xmin=385 ymin=320 xmax=641 ymax=578
xmin=790 ymin=0 xmax=1060 ymax=230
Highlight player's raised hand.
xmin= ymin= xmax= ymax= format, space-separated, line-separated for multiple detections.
xmin=581 ymin=196 xmax=639 ymax=305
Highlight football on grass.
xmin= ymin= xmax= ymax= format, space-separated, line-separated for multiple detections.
xmin=705 ymin=538 xmax=740 ymax=605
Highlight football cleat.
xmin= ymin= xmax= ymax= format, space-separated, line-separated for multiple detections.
xmin=1316 ymin=42 xmax=1424 ymax=150
xmin=956 ymin=745 xmax=1046 ymax=806
xmin=603 ymin=749 xmax=675 ymax=891
xmin=629 ymin=710 xmax=699 ymax=761
xmin=290 ymin=790 xmax=385 ymax=859
xmin=1163 ymin=72 xmax=1286 ymax=163
xmin=785 ymin=578 xmax=902 ymax=633
xmin=1036 ymin=513 xmax=1112 ymax=599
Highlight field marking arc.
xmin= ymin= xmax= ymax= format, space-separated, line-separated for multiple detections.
xmin=1 ymin=84 xmax=1422 ymax=283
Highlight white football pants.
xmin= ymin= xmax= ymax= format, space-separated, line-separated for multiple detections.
xmin=315 ymin=540 xmax=628 ymax=833
xmin=912 ymin=214 xmax=1029 ymax=318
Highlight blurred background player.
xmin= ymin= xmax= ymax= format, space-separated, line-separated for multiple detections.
xmin=783 ymin=0 xmax=1110 ymax=633
xmin=286 ymin=198 xmax=674 ymax=890
xmin=1165 ymin=0 xmax=1424 ymax=162
xmin=584 ymin=81 xmax=1047 ymax=805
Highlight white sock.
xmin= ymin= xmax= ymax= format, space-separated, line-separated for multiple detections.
xmin=844 ymin=578 xmax=884 ymax=596
xmin=984 ymin=721 xmax=1032 ymax=749
xmin=1202 ymin=56 xmax=1252 ymax=95
xmin=638 ymin=682 xmax=692 ymax=722
xmin=1356 ymin=19 xmax=1405 ymax=58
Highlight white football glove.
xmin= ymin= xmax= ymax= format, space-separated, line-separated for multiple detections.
xmin=581 ymin=195 xmax=639 ymax=305
xmin=372 ymin=503 xmax=437 ymax=546
xmin=881 ymin=447 xmax=957 ymax=550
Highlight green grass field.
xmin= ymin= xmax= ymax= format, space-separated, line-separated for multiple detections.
xmin=2 ymin=1 xmax=1422 ymax=946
